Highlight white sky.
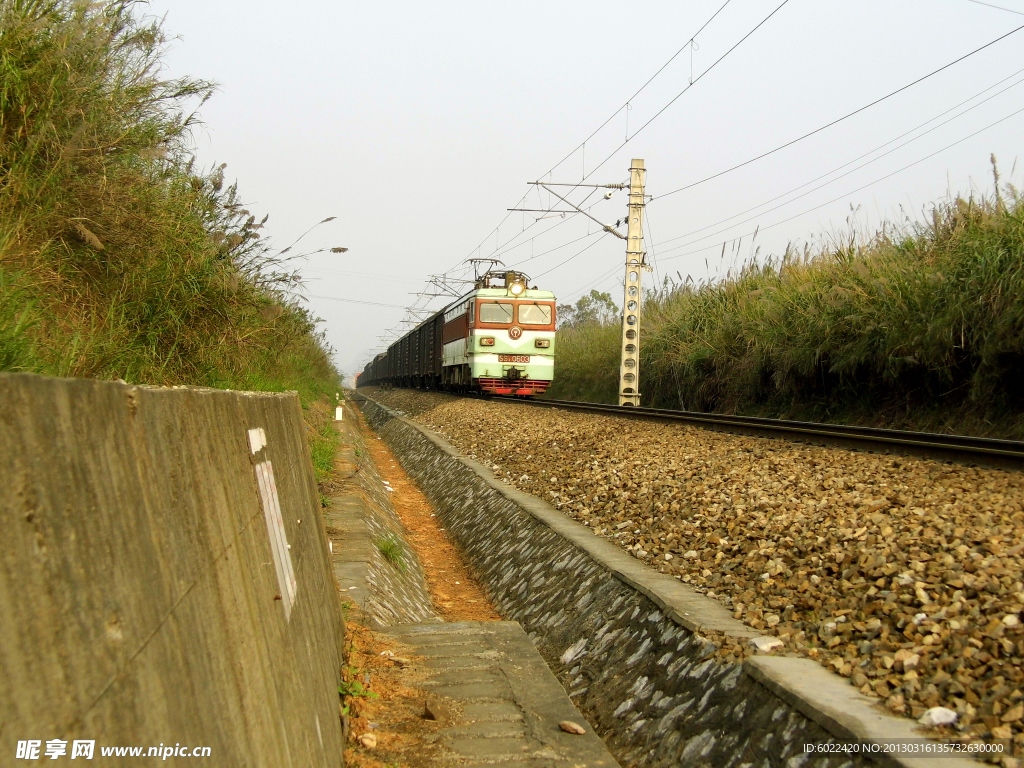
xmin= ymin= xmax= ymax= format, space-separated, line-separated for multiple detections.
xmin=146 ymin=0 xmax=1024 ymax=379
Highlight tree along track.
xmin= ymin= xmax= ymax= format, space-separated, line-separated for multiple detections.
xmin=486 ymin=396 xmax=1024 ymax=472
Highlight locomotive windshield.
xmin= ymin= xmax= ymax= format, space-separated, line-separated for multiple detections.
xmin=479 ymin=302 xmax=514 ymax=323
xmin=518 ymin=304 xmax=552 ymax=325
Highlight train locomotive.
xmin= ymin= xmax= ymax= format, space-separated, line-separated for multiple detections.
xmin=358 ymin=268 xmax=555 ymax=396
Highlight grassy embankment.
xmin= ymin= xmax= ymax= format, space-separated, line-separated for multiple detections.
xmin=549 ymin=186 xmax=1024 ymax=439
xmin=0 ymin=1 xmax=342 ymax=484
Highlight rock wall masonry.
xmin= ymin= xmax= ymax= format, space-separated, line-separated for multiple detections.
xmin=0 ymin=373 xmax=346 ymax=767
xmin=357 ymin=394 xmax=981 ymax=768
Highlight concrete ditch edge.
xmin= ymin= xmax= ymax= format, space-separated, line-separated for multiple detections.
xmin=355 ymin=392 xmax=982 ymax=768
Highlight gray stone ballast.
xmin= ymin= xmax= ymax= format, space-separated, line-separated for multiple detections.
xmin=356 ymin=394 xmax=981 ymax=768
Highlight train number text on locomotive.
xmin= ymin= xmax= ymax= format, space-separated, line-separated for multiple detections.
xmin=498 ymin=355 xmax=530 ymax=364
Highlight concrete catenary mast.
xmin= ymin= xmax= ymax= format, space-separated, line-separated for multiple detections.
xmin=516 ymin=160 xmax=648 ymax=405
xmin=619 ymin=159 xmax=648 ymax=406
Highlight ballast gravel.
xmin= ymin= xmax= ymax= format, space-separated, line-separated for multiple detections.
xmin=368 ymin=388 xmax=1024 ymax=752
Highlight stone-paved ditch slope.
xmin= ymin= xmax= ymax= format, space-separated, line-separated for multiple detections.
xmin=355 ymin=393 xmax=984 ymax=768
xmin=326 ymin=405 xmax=437 ymax=627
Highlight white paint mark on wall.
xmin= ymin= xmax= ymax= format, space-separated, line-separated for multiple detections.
xmin=247 ymin=427 xmax=267 ymax=454
xmin=249 ymin=427 xmax=297 ymax=621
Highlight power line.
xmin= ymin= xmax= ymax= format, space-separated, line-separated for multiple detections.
xmin=306 ymin=294 xmax=412 ymax=310
xmin=453 ymin=184 xmax=612 ymax=274
xmin=655 ymin=102 xmax=1024 ymax=264
xmin=534 ymin=233 xmax=607 ymax=279
xmin=561 ymin=31 xmax=1024 ymax=302
xmin=436 ymin=186 xmax=581 ymax=283
xmin=533 ymin=0 xmax=792 ymax=301
xmin=462 ymin=211 xmax=575 ymax=273
xmin=452 ymin=10 xmax=1022 ymax=308
xmin=652 ymin=22 xmax=1024 ymax=201
xmin=382 ymin=8 xmax=1021 ymax=342
xmin=645 ymin=205 xmax=660 ymax=286
xmin=432 ymin=0 xmax=741 ymax=286
xmin=490 ymin=189 xmax=598 ymax=260
xmin=573 ymin=0 xmax=793 ymax=187
xmin=538 ymin=0 xmax=735 ymax=182
xmin=395 ymin=0 xmax=758 ymax=341
xmin=303 ymin=267 xmax=424 ymax=285
xmin=965 ymin=0 xmax=1024 ymax=16
xmin=513 ymin=0 xmax=793 ymax=301
xmin=651 ymin=67 xmax=1024 ymax=249
xmin=509 ymin=231 xmax=597 ymax=267
xmin=562 ymin=261 xmax=626 ymax=304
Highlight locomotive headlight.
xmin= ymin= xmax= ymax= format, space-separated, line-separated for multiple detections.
xmin=480 ymin=337 xmax=495 ymax=346
xmin=505 ymin=270 xmax=527 ymax=296
xmin=534 ymin=338 xmax=550 ymax=348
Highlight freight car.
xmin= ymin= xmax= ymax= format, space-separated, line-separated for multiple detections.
xmin=360 ymin=269 xmax=555 ymax=396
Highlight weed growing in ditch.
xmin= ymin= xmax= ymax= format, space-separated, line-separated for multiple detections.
xmin=374 ymin=534 xmax=407 ymax=574
xmin=338 ymin=673 xmax=378 ymax=700
xmin=338 ymin=664 xmax=377 ymax=716
xmin=310 ymin=418 xmax=339 ymax=484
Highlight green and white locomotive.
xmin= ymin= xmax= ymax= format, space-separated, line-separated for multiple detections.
xmin=359 ymin=268 xmax=556 ymax=396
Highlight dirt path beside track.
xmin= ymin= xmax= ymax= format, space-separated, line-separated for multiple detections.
xmin=351 ymin=403 xmax=500 ymax=623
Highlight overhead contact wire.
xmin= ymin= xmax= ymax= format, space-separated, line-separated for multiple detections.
xmin=574 ymin=0 xmax=793 ymax=187
xmin=469 ymin=0 xmax=743 ymax=285
xmin=534 ymin=235 xmax=607 ymax=279
xmin=415 ymin=0 xmax=740 ymax=315
xmin=655 ymin=103 xmax=1024 ymax=263
xmin=307 ymin=294 xmax=413 ymax=310
xmin=965 ymin=0 xmax=1024 ymax=16
xmin=652 ymin=69 xmax=1024 ymax=249
xmin=652 ymin=22 xmax=1024 ymax=201
xmin=538 ymin=0 xmax=734 ymax=181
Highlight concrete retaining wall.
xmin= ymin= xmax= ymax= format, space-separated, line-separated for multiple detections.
xmin=357 ymin=394 xmax=979 ymax=768
xmin=0 ymin=373 xmax=346 ymax=766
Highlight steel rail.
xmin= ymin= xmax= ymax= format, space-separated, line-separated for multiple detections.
xmin=493 ymin=397 xmax=1024 ymax=471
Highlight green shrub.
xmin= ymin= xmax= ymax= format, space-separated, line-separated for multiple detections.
xmin=310 ymin=416 xmax=338 ymax=484
xmin=0 ymin=0 xmax=339 ymax=398
xmin=550 ymin=186 xmax=1024 ymax=437
xmin=546 ymin=319 xmax=621 ymax=403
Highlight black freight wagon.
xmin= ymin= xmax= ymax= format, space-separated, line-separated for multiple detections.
xmin=378 ymin=310 xmax=443 ymax=388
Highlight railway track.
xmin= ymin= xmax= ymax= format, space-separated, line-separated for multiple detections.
xmin=493 ymin=396 xmax=1024 ymax=471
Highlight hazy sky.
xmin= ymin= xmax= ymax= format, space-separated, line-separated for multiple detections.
xmin=147 ymin=0 xmax=1024 ymax=379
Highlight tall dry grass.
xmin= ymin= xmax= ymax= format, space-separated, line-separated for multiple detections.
xmin=549 ymin=185 xmax=1024 ymax=437
xmin=0 ymin=0 xmax=340 ymax=404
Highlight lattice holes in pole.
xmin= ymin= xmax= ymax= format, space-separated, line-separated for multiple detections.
xmin=619 ymin=159 xmax=648 ymax=407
